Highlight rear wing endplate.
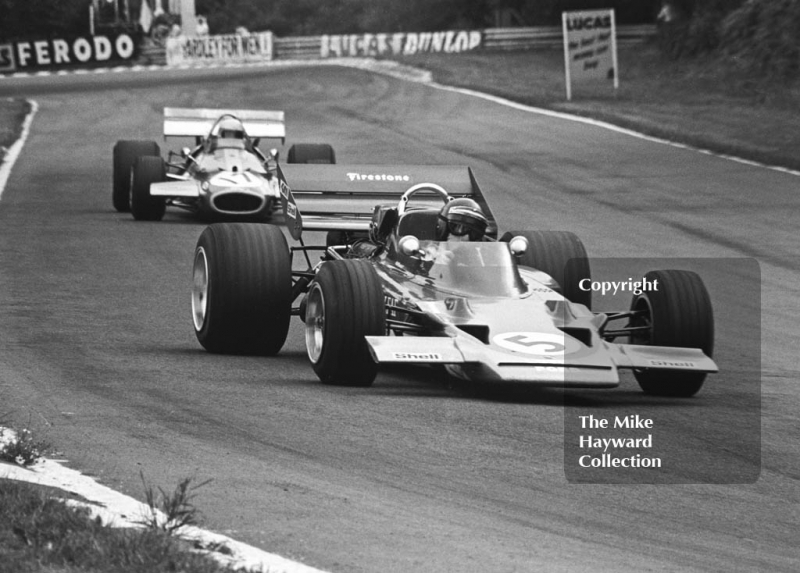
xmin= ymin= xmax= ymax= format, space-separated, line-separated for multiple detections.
xmin=163 ymin=108 xmax=286 ymax=141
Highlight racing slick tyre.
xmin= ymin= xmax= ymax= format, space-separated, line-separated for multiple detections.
xmin=305 ymin=260 xmax=385 ymax=386
xmin=113 ymin=140 xmax=160 ymax=213
xmin=130 ymin=156 xmax=167 ymax=221
xmin=192 ymin=223 xmax=292 ymax=355
xmin=628 ymin=269 xmax=714 ymax=397
xmin=501 ymin=230 xmax=591 ymax=309
xmin=287 ymin=143 xmax=336 ymax=164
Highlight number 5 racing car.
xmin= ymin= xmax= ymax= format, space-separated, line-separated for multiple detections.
xmin=112 ymin=108 xmax=336 ymax=221
xmin=190 ymin=163 xmax=717 ymax=397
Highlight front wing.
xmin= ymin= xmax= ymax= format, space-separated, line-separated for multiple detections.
xmin=365 ymin=335 xmax=717 ymax=387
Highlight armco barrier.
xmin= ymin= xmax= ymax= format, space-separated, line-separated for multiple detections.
xmin=167 ymin=25 xmax=655 ymax=62
xmin=274 ymin=36 xmax=322 ymax=59
xmin=138 ymin=42 xmax=167 ymax=66
xmin=483 ymin=26 xmax=564 ymax=50
xmin=483 ymin=25 xmax=655 ymax=50
xmin=273 ymin=25 xmax=654 ymax=59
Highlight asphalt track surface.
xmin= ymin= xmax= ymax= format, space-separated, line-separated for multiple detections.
xmin=1 ymin=65 xmax=798 ymax=572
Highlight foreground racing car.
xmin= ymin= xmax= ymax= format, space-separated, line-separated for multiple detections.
xmin=190 ymin=164 xmax=718 ymax=397
xmin=112 ymin=108 xmax=335 ymax=221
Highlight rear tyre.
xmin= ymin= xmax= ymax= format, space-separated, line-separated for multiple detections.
xmin=501 ymin=230 xmax=591 ymax=309
xmin=192 ymin=223 xmax=292 ymax=355
xmin=305 ymin=260 xmax=385 ymax=386
xmin=113 ymin=140 xmax=159 ymax=212
xmin=287 ymin=143 xmax=336 ymax=164
xmin=130 ymin=156 xmax=167 ymax=221
xmin=629 ymin=269 xmax=714 ymax=397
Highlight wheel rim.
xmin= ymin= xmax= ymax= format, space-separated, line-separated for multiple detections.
xmin=191 ymin=247 xmax=209 ymax=332
xmin=128 ymin=168 xmax=134 ymax=210
xmin=305 ymin=284 xmax=325 ymax=363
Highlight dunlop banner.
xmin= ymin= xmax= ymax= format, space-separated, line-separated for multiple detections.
xmin=320 ymin=30 xmax=482 ymax=58
xmin=562 ymin=9 xmax=618 ymax=100
xmin=0 ymin=33 xmax=136 ymax=73
xmin=166 ymin=31 xmax=273 ymax=66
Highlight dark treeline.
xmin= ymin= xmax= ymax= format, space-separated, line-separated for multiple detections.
xmin=658 ymin=0 xmax=800 ymax=80
xmin=0 ymin=0 xmax=661 ymax=40
xmin=0 ymin=0 xmax=89 ymax=40
xmin=194 ymin=0 xmax=662 ymax=35
xmin=1 ymin=0 xmax=796 ymax=79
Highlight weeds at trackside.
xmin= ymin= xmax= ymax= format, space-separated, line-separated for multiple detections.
xmin=138 ymin=471 xmax=213 ymax=535
xmin=0 ymin=478 xmax=251 ymax=572
xmin=0 ymin=419 xmax=48 ymax=466
xmin=0 ymin=419 xmax=247 ymax=571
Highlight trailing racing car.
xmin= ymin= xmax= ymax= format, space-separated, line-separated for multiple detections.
xmin=112 ymin=108 xmax=336 ymax=221
xmin=190 ymin=163 xmax=717 ymax=397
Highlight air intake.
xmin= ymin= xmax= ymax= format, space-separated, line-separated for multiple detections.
xmin=212 ymin=192 xmax=264 ymax=213
xmin=456 ymin=324 xmax=490 ymax=344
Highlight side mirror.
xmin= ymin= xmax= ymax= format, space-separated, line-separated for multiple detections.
xmin=508 ymin=235 xmax=529 ymax=257
xmin=182 ymin=148 xmax=199 ymax=166
xmin=270 ymin=148 xmax=279 ymax=161
xmin=398 ymin=235 xmax=421 ymax=257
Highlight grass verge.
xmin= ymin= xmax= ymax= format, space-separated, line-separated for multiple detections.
xmin=1 ymin=421 xmax=249 ymax=572
xmin=394 ymin=42 xmax=800 ymax=171
xmin=0 ymin=478 xmax=252 ymax=573
xmin=0 ymin=479 xmax=250 ymax=573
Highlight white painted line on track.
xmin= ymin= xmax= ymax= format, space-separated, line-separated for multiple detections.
xmin=0 ymin=98 xmax=329 ymax=573
xmin=0 ymin=98 xmax=38 ymax=200
xmin=431 ymin=82 xmax=800 ymax=177
xmin=335 ymin=58 xmax=800 ymax=178
xmin=1 ymin=456 xmax=329 ymax=573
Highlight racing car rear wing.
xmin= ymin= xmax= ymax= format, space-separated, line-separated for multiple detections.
xmin=276 ymin=164 xmax=498 ymax=240
xmin=163 ymin=108 xmax=286 ymax=141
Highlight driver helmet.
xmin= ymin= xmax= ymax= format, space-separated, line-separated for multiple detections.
xmin=215 ymin=116 xmax=246 ymax=140
xmin=435 ymin=198 xmax=488 ymax=241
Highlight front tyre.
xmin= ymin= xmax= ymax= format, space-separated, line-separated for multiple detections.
xmin=501 ymin=230 xmax=591 ymax=309
xmin=130 ymin=156 xmax=167 ymax=221
xmin=113 ymin=140 xmax=160 ymax=212
xmin=305 ymin=260 xmax=385 ymax=386
xmin=192 ymin=223 xmax=291 ymax=355
xmin=629 ymin=269 xmax=714 ymax=397
xmin=287 ymin=143 xmax=336 ymax=164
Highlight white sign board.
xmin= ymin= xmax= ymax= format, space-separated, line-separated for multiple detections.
xmin=562 ymin=9 xmax=618 ymax=100
xmin=166 ymin=31 xmax=273 ymax=66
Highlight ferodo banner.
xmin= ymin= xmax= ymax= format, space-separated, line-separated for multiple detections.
xmin=0 ymin=34 xmax=136 ymax=73
xmin=166 ymin=31 xmax=273 ymax=66
xmin=320 ymin=30 xmax=482 ymax=58
xmin=562 ymin=9 xmax=618 ymax=100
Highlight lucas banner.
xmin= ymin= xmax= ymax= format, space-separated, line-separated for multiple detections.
xmin=166 ymin=31 xmax=273 ymax=66
xmin=562 ymin=9 xmax=618 ymax=100
xmin=320 ymin=30 xmax=482 ymax=58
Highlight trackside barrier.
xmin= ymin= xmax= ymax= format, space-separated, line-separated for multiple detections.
xmin=483 ymin=25 xmax=654 ymax=50
xmin=165 ymin=31 xmax=273 ymax=66
xmin=272 ymin=26 xmax=655 ymax=59
xmin=274 ymin=36 xmax=322 ymax=59
xmin=0 ymin=25 xmax=655 ymax=73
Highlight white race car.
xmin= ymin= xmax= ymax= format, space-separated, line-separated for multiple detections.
xmin=112 ymin=108 xmax=335 ymax=221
